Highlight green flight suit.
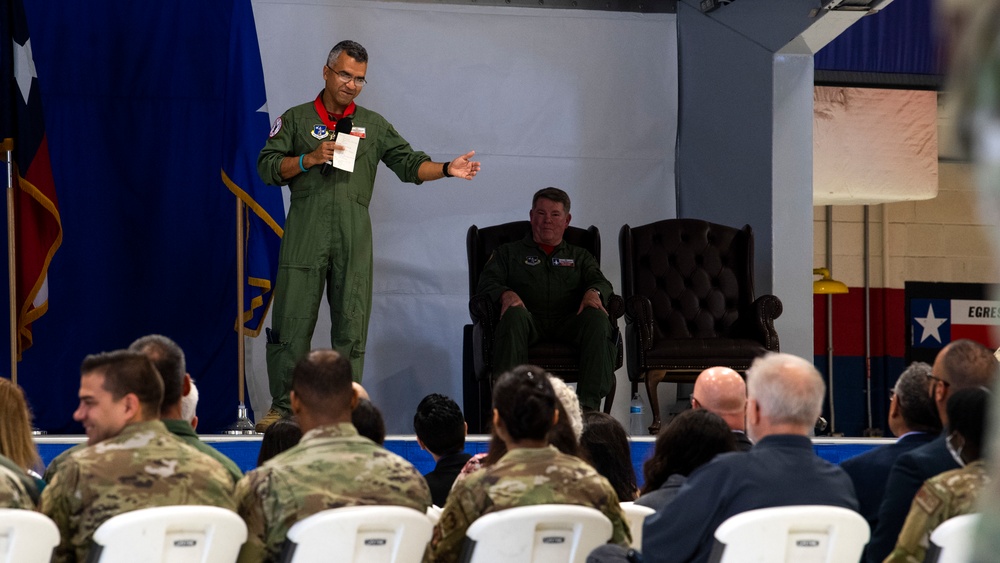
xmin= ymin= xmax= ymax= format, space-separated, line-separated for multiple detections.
xmin=477 ymin=235 xmax=615 ymax=409
xmin=258 ymin=98 xmax=430 ymax=413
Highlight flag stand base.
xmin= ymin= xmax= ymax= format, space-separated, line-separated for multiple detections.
xmin=224 ymin=403 xmax=257 ymax=435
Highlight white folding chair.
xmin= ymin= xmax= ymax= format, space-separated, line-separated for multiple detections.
xmin=87 ymin=505 xmax=247 ymax=563
xmin=0 ymin=509 xmax=60 ymax=563
xmin=708 ymin=505 xmax=869 ymax=563
xmin=460 ymin=504 xmax=613 ymax=563
xmin=926 ymin=513 xmax=980 ymax=563
xmin=280 ymin=505 xmax=433 ymax=563
xmin=619 ymin=502 xmax=655 ymax=549
xmin=426 ymin=505 xmax=443 ymax=526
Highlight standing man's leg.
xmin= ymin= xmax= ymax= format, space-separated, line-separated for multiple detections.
xmin=328 ymin=260 xmax=372 ymax=382
xmin=492 ymin=307 xmax=538 ymax=377
xmin=557 ymin=308 xmax=614 ymax=410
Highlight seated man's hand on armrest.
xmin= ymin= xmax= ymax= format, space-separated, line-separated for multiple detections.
xmin=577 ymin=288 xmax=607 ymax=315
xmin=500 ymin=290 xmax=525 ymax=316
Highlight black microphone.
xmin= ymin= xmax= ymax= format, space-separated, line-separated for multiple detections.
xmin=321 ymin=116 xmax=354 ymax=176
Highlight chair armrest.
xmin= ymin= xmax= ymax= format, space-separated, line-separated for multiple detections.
xmin=749 ymin=294 xmax=783 ymax=351
xmin=607 ymin=294 xmax=625 ymax=322
xmin=469 ymin=293 xmax=496 ymax=326
xmin=624 ymin=295 xmax=655 ymax=351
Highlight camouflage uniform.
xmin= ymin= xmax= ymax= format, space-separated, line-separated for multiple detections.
xmin=885 ymin=460 xmax=989 ymax=563
xmin=40 ymin=420 xmax=237 ymax=563
xmin=424 ymin=445 xmax=630 ymax=563
xmin=0 ymin=461 xmax=34 ymax=510
xmin=234 ymin=422 xmax=431 ymax=563
xmin=162 ymin=418 xmax=243 ymax=482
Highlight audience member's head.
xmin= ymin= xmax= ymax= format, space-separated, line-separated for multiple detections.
xmin=493 ymin=365 xmax=557 ymax=447
xmin=580 ymin=411 xmax=637 ymax=502
xmin=548 ymin=376 xmax=583 ymax=440
xmin=0 ymin=378 xmax=41 ymax=472
xmin=932 ymin=339 xmax=1000 ymax=425
xmin=128 ymin=334 xmax=189 ymax=419
xmin=414 ymin=394 xmax=467 ymax=458
xmin=691 ymin=366 xmax=747 ymax=431
xmin=257 ymin=416 xmax=303 ymax=466
xmin=745 ymin=352 xmax=825 ymax=442
xmin=641 ymin=408 xmax=736 ymax=495
xmin=352 ymin=398 xmax=386 ymax=445
xmin=75 ymin=350 xmax=164 ymax=445
xmin=889 ymin=362 xmax=941 ymax=437
xmin=290 ymin=349 xmax=356 ymax=431
xmin=181 ymin=379 xmax=199 ymax=429
xmin=945 ymin=386 xmax=991 ymax=466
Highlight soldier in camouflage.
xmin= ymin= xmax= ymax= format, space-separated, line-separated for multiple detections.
xmin=235 ymin=349 xmax=431 ymax=563
xmin=40 ymin=350 xmax=236 ymax=563
xmin=0 ymin=457 xmax=34 ymax=509
xmin=886 ymin=387 xmax=991 ymax=563
xmin=424 ymin=366 xmax=630 ymax=563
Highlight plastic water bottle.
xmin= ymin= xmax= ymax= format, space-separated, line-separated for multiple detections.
xmin=629 ymin=392 xmax=645 ymax=436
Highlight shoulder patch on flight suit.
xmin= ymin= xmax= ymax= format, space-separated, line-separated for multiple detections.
xmin=524 ymin=256 xmax=541 ymax=266
xmin=269 ymin=116 xmax=282 ymax=138
xmin=914 ymin=486 xmax=943 ymax=515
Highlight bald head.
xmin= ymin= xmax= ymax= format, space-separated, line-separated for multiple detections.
xmin=692 ymin=367 xmax=746 ymax=431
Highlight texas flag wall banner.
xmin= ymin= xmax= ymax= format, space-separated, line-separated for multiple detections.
xmin=906 ymin=282 xmax=1000 ymax=365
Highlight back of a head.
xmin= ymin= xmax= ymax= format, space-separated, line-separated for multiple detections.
xmin=353 ymin=398 xmax=386 ymax=445
xmin=128 ymin=334 xmax=186 ymax=412
xmin=493 ymin=366 xmax=557 ymax=443
xmin=291 ymin=349 xmax=353 ymax=416
xmin=81 ymin=350 xmax=164 ymax=418
xmin=940 ymin=339 xmax=1000 ymax=390
xmin=413 ymin=394 xmax=466 ymax=457
xmin=257 ymin=416 xmax=303 ymax=466
xmin=746 ymin=352 xmax=825 ymax=428
xmin=580 ymin=411 xmax=637 ymax=502
xmin=641 ymin=409 xmax=736 ymax=495
xmin=947 ymin=386 xmax=991 ymax=457
xmin=548 ymin=376 xmax=583 ymax=440
xmin=893 ymin=362 xmax=942 ymax=433
xmin=0 ymin=378 xmax=41 ymax=471
xmin=692 ymin=367 xmax=746 ymax=428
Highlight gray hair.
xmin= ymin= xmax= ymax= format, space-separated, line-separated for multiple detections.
xmin=746 ymin=352 xmax=825 ymax=426
xmin=548 ymin=376 xmax=583 ymax=440
xmin=327 ymin=40 xmax=368 ymax=66
xmin=893 ymin=362 xmax=941 ymax=433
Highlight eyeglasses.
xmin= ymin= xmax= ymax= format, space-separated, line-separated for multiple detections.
xmin=926 ymin=374 xmax=951 ymax=389
xmin=326 ymin=65 xmax=367 ymax=87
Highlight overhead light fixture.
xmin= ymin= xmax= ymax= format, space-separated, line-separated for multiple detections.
xmin=813 ymin=268 xmax=849 ymax=294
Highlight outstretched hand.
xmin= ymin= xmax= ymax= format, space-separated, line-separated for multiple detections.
xmin=449 ymin=151 xmax=481 ymax=180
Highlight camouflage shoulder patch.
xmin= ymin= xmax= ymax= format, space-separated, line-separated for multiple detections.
xmin=914 ymin=485 xmax=943 ymax=515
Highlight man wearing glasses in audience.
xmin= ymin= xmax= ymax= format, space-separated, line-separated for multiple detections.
xmin=255 ymin=40 xmax=481 ymax=432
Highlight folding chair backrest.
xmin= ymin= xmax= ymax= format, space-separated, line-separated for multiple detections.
xmin=0 ymin=509 xmax=59 ymax=563
xmin=926 ymin=513 xmax=980 ymax=563
xmin=619 ymin=502 xmax=655 ymax=549
xmin=281 ymin=505 xmax=433 ymax=563
xmin=461 ymin=504 xmax=613 ymax=563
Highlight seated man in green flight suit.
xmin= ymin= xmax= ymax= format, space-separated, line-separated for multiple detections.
xmin=476 ymin=187 xmax=615 ymax=411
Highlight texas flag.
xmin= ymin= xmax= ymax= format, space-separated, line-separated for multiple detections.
xmin=911 ymin=298 xmax=1000 ymax=350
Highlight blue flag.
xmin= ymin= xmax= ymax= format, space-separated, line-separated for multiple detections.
xmin=220 ymin=0 xmax=284 ymax=336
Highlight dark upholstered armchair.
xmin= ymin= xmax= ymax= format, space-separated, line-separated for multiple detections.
xmin=465 ymin=221 xmax=623 ymax=423
xmin=619 ymin=219 xmax=782 ymax=434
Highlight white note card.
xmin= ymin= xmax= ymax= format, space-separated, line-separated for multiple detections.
xmin=333 ymin=134 xmax=359 ymax=173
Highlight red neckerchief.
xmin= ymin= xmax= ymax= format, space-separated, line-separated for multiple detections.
xmin=539 ymin=243 xmax=556 ymax=256
xmin=313 ymin=92 xmax=356 ymax=130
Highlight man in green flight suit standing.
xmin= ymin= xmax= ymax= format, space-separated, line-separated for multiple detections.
xmin=476 ymin=187 xmax=615 ymax=411
xmin=256 ymin=40 xmax=481 ymax=431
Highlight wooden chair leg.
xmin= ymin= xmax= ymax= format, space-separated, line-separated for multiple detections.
xmin=645 ymin=369 xmax=667 ymax=435
xmin=602 ymin=374 xmax=616 ymax=414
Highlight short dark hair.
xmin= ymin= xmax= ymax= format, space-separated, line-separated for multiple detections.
xmin=580 ymin=412 xmax=637 ymax=502
xmin=947 ymin=387 xmax=990 ymax=454
xmin=81 ymin=350 xmax=164 ymax=417
xmin=128 ymin=334 xmax=185 ymax=412
xmin=328 ymin=40 xmax=368 ymax=65
xmin=532 ymin=187 xmax=571 ymax=213
xmin=291 ymin=349 xmax=353 ymax=414
xmin=893 ymin=362 xmax=942 ymax=433
xmin=257 ymin=416 xmax=302 ymax=466
xmin=641 ymin=409 xmax=736 ymax=495
xmin=940 ymin=339 xmax=1000 ymax=389
xmin=414 ymin=394 xmax=466 ymax=457
xmin=352 ymin=398 xmax=386 ymax=445
xmin=493 ymin=365 xmax=557 ymax=442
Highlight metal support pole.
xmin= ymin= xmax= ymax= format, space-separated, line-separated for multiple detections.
xmin=826 ymin=206 xmax=836 ymax=434
xmin=5 ymin=148 xmax=16 ymax=385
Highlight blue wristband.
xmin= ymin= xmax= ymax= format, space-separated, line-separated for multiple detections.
xmin=298 ymin=154 xmax=308 ymax=173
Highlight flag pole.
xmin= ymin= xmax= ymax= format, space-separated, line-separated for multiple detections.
xmin=5 ymin=147 xmax=16 ymax=385
xmin=225 ymin=197 xmax=255 ymax=435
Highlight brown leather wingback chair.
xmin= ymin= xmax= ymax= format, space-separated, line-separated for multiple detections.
xmin=619 ymin=219 xmax=782 ymax=434
xmin=465 ymin=221 xmax=623 ymax=426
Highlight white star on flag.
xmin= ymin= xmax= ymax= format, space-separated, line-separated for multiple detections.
xmin=916 ymin=304 xmax=948 ymax=344
xmin=13 ymin=36 xmax=37 ymax=105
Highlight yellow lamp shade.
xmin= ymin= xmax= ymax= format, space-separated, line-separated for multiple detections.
xmin=813 ymin=268 xmax=848 ymax=294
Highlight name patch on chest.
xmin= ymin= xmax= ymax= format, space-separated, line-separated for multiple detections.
xmin=311 ymin=125 xmax=329 ymax=140
xmin=524 ymin=256 xmax=541 ymax=266
xmin=552 ymin=258 xmax=575 ymax=267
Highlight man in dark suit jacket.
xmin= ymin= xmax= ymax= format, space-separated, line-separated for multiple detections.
xmin=414 ymin=393 xmax=472 ymax=507
xmin=840 ymin=362 xmax=940 ymax=558
xmin=632 ymin=353 xmax=858 ymax=563
xmin=691 ymin=367 xmax=753 ymax=451
xmin=867 ymin=339 xmax=999 ymax=563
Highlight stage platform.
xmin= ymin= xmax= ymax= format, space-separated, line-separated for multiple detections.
xmin=36 ymin=435 xmax=892 ymax=488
